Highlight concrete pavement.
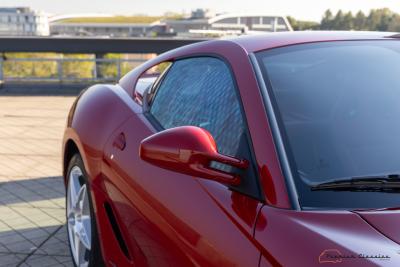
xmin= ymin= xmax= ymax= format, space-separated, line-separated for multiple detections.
xmin=0 ymin=96 xmax=76 ymax=266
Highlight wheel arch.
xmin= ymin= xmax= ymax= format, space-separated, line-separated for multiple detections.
xmin=63 ymin=138 xmax=79 ymax=180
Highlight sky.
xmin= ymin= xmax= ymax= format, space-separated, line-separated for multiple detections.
xmin=1 ymin=0 xmax=400 ymax=21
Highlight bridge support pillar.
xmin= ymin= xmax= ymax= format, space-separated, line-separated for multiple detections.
xmin=95 ymin=53 xmax=106 ymax=80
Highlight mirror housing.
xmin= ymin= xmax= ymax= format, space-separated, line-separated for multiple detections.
xmin=134 ymin=75 xmax=158 ymax=104
xmin=140 ymin=126 xmax=248 ymax=185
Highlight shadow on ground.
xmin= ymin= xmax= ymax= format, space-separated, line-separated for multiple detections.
xmin=0 ymin=176 xmax=73 ymax=266
xmin=0 ymin=176 xmax=65 ymax=206
xmin=0 ymin=225 xmax=73 ymax=267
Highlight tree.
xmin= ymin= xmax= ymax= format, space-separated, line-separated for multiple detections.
xmin=342 ymin=11 xmax=354 ymax=30
xmin=388 ymin=13 xmax=400 ymax=32
xmin=332 ymin=10 xmax=345 ymax=30
xmin=291 ymin=8 xmax=400 ymax=32
xmin=354 ymin=11 xmax=366 ymax=30
xmin=377 ymin=8 xmax=394 ymax=31
xmin=320 ymin=9 xmax=333 ymax=29
xmin=287 ymin=16 xmax=319 ymax=30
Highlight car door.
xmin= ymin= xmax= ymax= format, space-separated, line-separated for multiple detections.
xmin=102 ymin=56 xmax=264 ymax=267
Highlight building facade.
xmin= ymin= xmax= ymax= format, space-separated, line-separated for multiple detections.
xmin=165 ymin=12 xmax=293 ymax=37
xmin=50 ymin=22 xmax=173 ymax=38
xmin=50 ymin=10 xmax=292 ymax=38
xmin=0 ymin=7 xmax=49 ymax=36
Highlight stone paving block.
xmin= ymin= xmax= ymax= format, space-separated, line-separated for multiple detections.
xmin=5 ymin=240 xmax=37 ymax=254
xmin=0 ymin=96 xmax=76 ymax=266
xmin=38 ymin=236 xmax=70 ymax=256
xmin=0 ymin=253 xmax=25 ymax=266
xmin=18 ymin=228 xmax=49 ymax=240
xmin=55 ymin=256 xmax=74 ymax=267
xmin=23 ymin=254 xmax=64 ymax=267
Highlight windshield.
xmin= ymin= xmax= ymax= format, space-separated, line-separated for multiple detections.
xmin=256 ymin=40 xmax=400 ymax=209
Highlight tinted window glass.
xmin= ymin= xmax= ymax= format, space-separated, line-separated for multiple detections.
xmin=257 ymin=41 xmax=400 ymax=209
xmin=262 ymin=17 xmax=274 ymax=25
xmin=216 ymin=17 xmax=237 ymax=24
xmin=277 ymin=18 xmax=286 ymax=26
xmin=150 ymin=57 xmax=245 ymax=159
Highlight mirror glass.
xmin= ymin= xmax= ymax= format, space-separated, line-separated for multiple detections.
xmin=135 ymin=76 xmax=158 ymax=97
xmin=135 ymin=61 xmax=172 ymax=97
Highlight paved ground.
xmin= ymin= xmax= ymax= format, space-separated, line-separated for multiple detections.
xmin=0 ymin=96 xmax=76 ymax=266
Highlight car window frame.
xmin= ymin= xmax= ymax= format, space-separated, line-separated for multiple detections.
xmin=142 ymin=54 xmax=265 ymax=201
xmin=254 ymin=40 xmax=400 ymax=210
xmin=141 ymin=62 xmax=173 ymax=116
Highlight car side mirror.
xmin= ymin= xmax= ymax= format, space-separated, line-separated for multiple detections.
xmin=134 ymin=75 xmax=158 ymax=104
xmin=139 ymin=126 xmax=249 ymax=185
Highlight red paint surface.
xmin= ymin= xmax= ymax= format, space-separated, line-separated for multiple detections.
xmin=63 ymin=32 xmax=400 ymax=266
xmin=255 ymin=205 xmax=400 ymax=266
xmin=140 ymin=126 xmax=248 ymax=185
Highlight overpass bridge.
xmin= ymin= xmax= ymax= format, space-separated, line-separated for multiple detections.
xmin=0 ymin=36 xmax=207 ymax=88
xmin=0 ymin=36 xmax=205 ymax=54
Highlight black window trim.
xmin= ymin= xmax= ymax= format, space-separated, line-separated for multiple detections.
xmin=249 ymin=52 xmax=301 ymax=210
xmin=146 ymin=62 xmax=174 ymax=108
xmin=143 ymin=53 xmax=265 ymax=202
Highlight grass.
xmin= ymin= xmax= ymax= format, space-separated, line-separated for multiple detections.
xmin=58 ymin=15 xmax=183 ymax=24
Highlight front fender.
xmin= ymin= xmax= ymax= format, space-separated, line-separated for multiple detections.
xmin=63 ymin=84 xmax=141 ymax=184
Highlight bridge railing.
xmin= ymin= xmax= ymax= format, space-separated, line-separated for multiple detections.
xmin=0 ymin=57 xmax=148 ymax=83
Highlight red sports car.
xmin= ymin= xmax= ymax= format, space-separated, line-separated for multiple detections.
xmin=63 ymin=32 xmax=400 ymax=267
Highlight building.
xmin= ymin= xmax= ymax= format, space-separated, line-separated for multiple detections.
xmin=50 ymin=22 xmax=157 ymax=37
xmin=165 ymin=10 xmax=293 ymax=37
xmin=49 ymin=9 xmax=292 ymax=38
xmin=0 ymin=7 xmax=49 ymax=36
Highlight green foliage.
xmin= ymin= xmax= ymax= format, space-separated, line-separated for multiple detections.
xmin=61 ymin=54 xmax=94 ymax=79
xmin=287 ymin=16 xmax=319 ymax=30
xmin=58 ymin=14 xmax=183 ymax=24
xmin=319 ymin=8 xmax=400 ymax=31
xmin=290 ymin=8 xmax=400 ymax=32
xmin=96 ymin=54 xmax=156 ymax=79
xmin=1 ymin=53 xmax=152 ymax=81
xmin=3 ymin=53 xmax=59 ymax=78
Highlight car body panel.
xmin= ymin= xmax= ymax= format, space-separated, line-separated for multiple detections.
xmin=63 ymin=84 xmax=139 ymax=180
xmin=101 ymin=115 xmax=261 ymax=266
xmin=231 ymin=31 xmax=399 ymax=53
xmin=119 ymin=39 xmax=291 ymax=209
xmin=62 ymin=32 xmax=400 ymax=267
xmin=119 ymin=31 xmax=399 ymax=99
xmin=62 ymin=84 xmax=143 ymax=266
xmin=255 ymin=205 xmax=400 ymax=266
xmin=355 ymin=209 xmax=400 ymax=245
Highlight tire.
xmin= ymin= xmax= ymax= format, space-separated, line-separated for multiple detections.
xmin=66 ymin=154 xmax=104 ymax=267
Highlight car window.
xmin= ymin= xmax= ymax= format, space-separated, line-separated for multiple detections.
xmin=150 ymin=57 xmax=245 ymax=161
xmin=135 ymin=62 xmax=172 ymax=98
xmin=256 ymin=40 xmax=400 ymax=209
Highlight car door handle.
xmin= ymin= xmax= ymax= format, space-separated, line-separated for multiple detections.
xmin=113 ymin=133 xmax=126 ymax=151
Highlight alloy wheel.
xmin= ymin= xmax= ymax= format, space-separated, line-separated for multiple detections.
xmin=67 ymin=166 xmax=92 ymax=267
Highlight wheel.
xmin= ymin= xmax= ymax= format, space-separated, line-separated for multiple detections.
xmin=66 ymin=154 xmax=103 ymax=267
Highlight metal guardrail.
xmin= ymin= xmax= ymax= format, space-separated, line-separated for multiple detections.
xmin=0 ymin=57 xmax=147 ymax=83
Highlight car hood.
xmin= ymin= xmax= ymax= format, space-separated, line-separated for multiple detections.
xmin=255 ymin=206 xmax=400 ymax=266
xmin=354 ymin=208 xmax=400 ymax=245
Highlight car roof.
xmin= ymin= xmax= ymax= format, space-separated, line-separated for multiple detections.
xmin=228 ymin=31 xmax=400 ymax=53
xmin=119 ymin=31 xmax=400 ymax=96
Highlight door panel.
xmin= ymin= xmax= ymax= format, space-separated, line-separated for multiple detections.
xmin=102 ymin=114 xmax=261 ymax=267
